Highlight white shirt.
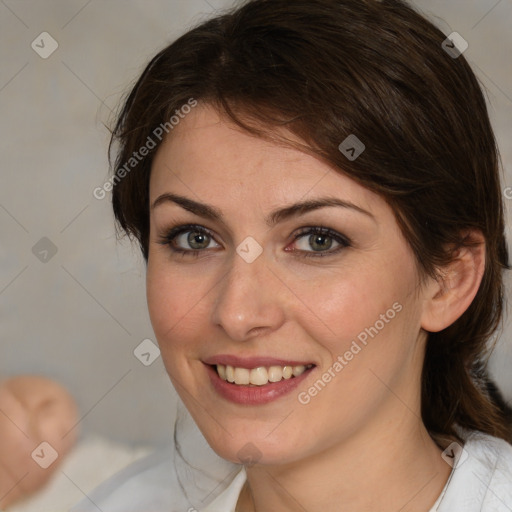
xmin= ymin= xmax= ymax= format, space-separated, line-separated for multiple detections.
xmin=70 ymin=427 xmax=512 ymax=512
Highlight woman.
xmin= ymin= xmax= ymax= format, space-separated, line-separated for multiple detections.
xmin=73 ymin=0 xmax=512 ymax=510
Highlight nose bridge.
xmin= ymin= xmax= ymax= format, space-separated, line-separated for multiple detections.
xmin=211 ymin=250 xmax=284 ymax=341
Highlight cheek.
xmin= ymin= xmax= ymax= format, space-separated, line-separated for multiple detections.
xmin=289 ymin=269 xmax=420 ymax=430
xmin=290 ymin=258 xmax=422 ymax=409
xmin=146 ymin=256 xmax=216 ymax=363
xmin=293 ymin=259 xmax=413 ymax=346
xmin=146 ymin=266 xmax=173 ymax=339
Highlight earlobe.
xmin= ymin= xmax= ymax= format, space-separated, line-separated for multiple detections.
xmin=421 ymin=231 xmax=486 ymax=333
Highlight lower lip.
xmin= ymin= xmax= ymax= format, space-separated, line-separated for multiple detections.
xmin=205 ymin=364 xmax=315 ymax=405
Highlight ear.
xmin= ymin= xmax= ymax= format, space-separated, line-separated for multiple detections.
xmin=421 ymin=230 xmax=486 ymax=333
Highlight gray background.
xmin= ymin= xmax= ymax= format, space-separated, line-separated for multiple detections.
xmin=1 ymin=0 xmax=511 ymax=447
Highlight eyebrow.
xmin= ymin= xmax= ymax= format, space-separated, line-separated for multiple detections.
xmin=151 ymin=193 xmax=375 ymax=227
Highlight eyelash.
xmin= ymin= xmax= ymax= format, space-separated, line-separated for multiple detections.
xmin=157 ymin=224 xmax=351 ymax=259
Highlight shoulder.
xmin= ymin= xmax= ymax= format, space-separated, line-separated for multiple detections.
xmin=438 ymin=431 xmax=512 ymax=512
xmin=69 ymin=437 xmax=240 ymax=512
xmin=467 ymin=432 xmax=512 ymax=508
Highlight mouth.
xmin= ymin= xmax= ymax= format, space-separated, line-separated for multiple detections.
xmin=203 ymin=356 xmax=317 ymax=405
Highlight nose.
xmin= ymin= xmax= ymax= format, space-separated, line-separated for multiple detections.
xmin=211 ymin=250 xmax=286 ymax=342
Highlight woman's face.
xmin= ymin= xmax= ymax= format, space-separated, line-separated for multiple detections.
xmin=147 ymin=104 xmax=430 ymax=465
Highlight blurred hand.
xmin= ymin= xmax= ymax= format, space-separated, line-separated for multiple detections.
xmin=0 ymin=376 xmax=78 ymax=508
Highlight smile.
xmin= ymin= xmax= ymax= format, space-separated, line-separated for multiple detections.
xmin=216 ymin=364 xmax=314 ymax=386
xmin=203 ymin=356 xmax=317 ymax=405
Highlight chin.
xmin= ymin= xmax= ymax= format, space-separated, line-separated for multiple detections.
xmin=197 ymin=421 xmax=305 ymax=466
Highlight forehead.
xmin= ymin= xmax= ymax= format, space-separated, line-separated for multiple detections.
xmin=149 ymin=103 xmax=381 ymax=217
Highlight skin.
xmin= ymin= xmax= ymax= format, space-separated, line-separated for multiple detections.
xmin=147 ymin=104 xmax=485 ymax=512
xmin=0 ymin=376 xmax=78 ymax=508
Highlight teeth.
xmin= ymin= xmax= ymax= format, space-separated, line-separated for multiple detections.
xmin=293 ymin=365 xmax=306 ymax=377
xmin=249 ymin=367 xmax=269 ymax=386
xmin=234 ymin=367 xmax=250 ymax=385
xmin=216 ymin=364 xmax=312 ymax=386
xmin=217 ymin=364 xmax=227 ymax=380
xmin=268 ymin=366 xmax=283 ymax=382
xmin=282 ymin=366 xmax=293 ymax=379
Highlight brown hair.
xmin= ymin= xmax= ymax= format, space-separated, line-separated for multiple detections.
xmin=109 ymin=0 xmax=511 ymax=444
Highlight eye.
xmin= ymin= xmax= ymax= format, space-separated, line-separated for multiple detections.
xmin=158 ymin=224 xmax=350 ymax=259
xmin=289 ymin=226 xmax=351 ymax=258
xmin=158 ymin=224 xmax=220 ymax=257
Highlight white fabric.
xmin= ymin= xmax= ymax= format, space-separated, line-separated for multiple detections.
xmin=432 ymin=431 xmax=512 ymax=511
xmin=4 ymin=436 xmax=151 ymax=512
xmin=70 ymin=427 xmax=512 ymax=512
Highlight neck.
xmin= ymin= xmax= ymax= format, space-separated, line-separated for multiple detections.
xmin=237 ymin=409 xmax=452 ymax=512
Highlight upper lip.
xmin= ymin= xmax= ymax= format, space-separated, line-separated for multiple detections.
xmin=203 ymin=355 xmax=316 ymax=369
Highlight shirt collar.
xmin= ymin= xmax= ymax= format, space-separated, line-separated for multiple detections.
xmin=202 ymin=467 xmax=247 ymax=512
